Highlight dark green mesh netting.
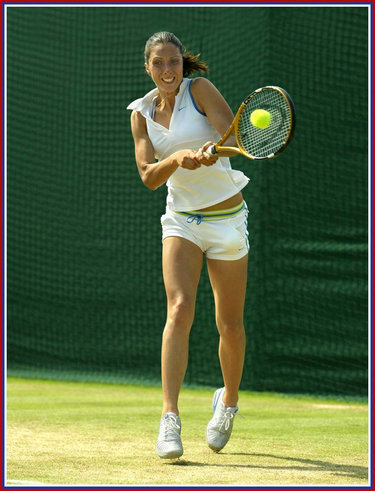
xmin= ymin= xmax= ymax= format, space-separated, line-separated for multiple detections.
xmin=7 ymin=6 xmax=368 ymax=398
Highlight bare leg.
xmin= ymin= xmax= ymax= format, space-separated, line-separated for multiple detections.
xmin=161 ymin=237 xmax=203 ymax=416
xmin=206 ymin=254 xmax=248 ymax=407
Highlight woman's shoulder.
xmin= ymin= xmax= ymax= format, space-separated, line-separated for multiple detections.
xmin=190 ymin=77 xmax=223 ymax=112
xmin=190 ymin=76 xmax=215 ymax=91
xmin=130 ymin=108 xmax=147 ymax=136
xmin=130 ymin=108 xmax=145 ymax=121
xmin=190 ymin=77 xmax=219 ymax=100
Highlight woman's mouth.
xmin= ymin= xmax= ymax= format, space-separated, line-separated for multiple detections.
xmin=162 ymin=77 xmax=175 ymax=84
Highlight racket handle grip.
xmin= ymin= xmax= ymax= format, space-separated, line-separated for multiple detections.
xmin=207 ymin=144 xmax=217 ymax=155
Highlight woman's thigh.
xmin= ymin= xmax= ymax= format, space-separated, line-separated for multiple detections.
xmin=162 ymin=236 xmax=204 ymax=308
xmin=206 ymin=254 xmax=248 ymax=328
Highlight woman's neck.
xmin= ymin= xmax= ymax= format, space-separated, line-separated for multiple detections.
xmin=155 ymin=80 xmax=182 ymax=111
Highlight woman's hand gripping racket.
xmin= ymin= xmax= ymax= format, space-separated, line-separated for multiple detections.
xmin=207 ymin=86 xmax=296 ymax=160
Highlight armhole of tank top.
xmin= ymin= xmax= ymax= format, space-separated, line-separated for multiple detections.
xmin=188 ymin=79 xmax=206 ymax=116
xmin=150 ymin=99 xmax=156 ymax=120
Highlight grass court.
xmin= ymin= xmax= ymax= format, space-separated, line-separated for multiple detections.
xmin=6 ymin=377 xmax=368 ymax=486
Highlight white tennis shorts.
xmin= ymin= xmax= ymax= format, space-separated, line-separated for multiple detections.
xmin=161 ymin=201 xmax=249 ymax=261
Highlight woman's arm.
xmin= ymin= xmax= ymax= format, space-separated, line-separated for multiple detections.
xmin=130 ymin=110 xmax=201 ymax=190
xmin=191 ymin=77 xmax=238 ymax=158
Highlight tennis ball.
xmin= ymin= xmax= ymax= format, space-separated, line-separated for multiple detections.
xmin=250 ymin=109 xmax=272 ymax=129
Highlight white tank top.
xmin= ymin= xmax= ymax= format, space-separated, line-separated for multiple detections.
xmin=127 ymin=78 xmax=249 ymax=211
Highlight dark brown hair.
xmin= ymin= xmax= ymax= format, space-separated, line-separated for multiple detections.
xmin=144 ymin=31 xmax=209 ymax=77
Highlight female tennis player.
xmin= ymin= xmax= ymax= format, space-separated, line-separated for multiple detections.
xmin=127 ymin=31 xmax=250 ymax=459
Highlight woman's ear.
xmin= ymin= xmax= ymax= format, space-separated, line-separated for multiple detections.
xmin=145 ymin=63 xmax=151 ymax=77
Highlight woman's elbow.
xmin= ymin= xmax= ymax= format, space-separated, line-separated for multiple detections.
xmin=138 ymin=161 xmax=165 ymax=190
xmin=141 ymin=172 xmax=160 ymax=191
xmin=144 ymin=180 xmax=159 ymax=191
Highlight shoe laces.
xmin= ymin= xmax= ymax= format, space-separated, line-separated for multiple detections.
xmin=218 ymin=407 xmax=237 ymax=432
xmin=163 ymin=414 xmax=181 ymax=440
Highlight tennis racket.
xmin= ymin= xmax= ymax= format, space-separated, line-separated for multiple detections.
xmin=207 ymin=86 xmax=295 ymax=160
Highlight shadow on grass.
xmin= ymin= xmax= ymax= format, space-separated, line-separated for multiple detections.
xmin=169 ymin=452 xmax=368 ymax=481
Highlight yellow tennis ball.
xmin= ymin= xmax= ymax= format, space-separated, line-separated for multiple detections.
xmin=250 ymin=109 xmax=272 ymax=129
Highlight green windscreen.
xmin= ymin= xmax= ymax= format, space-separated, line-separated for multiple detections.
xmin=7 ymin=6 xmax=368 ymax=398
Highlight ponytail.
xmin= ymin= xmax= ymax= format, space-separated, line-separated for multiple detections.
xmin=183 ymin=52 xmax=209 ymax=77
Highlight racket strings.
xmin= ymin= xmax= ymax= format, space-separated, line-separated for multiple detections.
xmin=238 ymin=89 xmax=293 ymax=159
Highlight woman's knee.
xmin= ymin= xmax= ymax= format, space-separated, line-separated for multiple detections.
xmin=166 ymin=295 xmax=195 ymax=330
xmin=217 ymin=319 xmax=245 ymax=340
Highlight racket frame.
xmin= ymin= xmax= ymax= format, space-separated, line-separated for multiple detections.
xmin=208 ymin=86 xmax=295 ymax=160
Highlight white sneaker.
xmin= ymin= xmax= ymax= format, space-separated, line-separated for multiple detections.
xmin=206 ymin=387 xmax=238 ymax=452
xmin=155 ymin=412 xmax=183 ymax=459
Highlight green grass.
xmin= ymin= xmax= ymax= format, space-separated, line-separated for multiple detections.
xmin=6 ymin=377 xmax=369 ymax=486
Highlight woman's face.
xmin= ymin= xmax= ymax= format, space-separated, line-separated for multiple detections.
xmin=145 ymin=42 xmax=183 ymax=95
